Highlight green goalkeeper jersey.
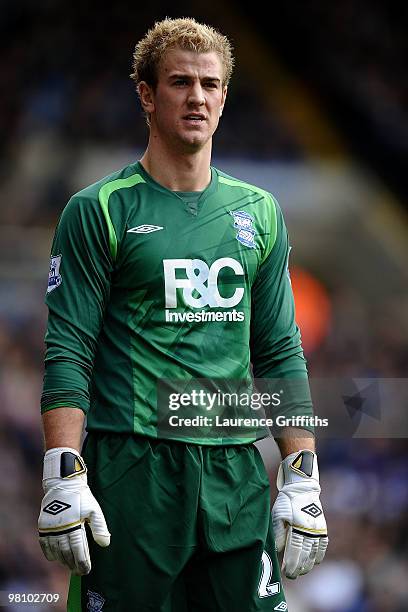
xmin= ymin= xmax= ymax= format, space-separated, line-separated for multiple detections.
xmin=41 ymin=161 xmax=311 ymax=443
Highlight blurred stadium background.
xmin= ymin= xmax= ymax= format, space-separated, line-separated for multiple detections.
xmin=1 ymin=1 xmax=407 ymax=610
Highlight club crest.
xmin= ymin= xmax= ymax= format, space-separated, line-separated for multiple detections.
xmin=87 ymin=590 xmax=105 ymax=611
xmin=230 ymin=211 xmax=256 ymax=248
xmin=47 ymin=255 xmax=62 ymax=293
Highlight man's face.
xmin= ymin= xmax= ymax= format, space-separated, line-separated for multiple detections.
xmin=142 ymin=48 xmax=227 ymax=153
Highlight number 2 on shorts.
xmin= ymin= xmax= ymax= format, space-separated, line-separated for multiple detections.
xmin=258 ymin=551 xmax=280 ymax=598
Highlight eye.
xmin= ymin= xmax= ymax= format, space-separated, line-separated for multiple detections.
xmin=173 ymin=79 xmax=188 ymax=86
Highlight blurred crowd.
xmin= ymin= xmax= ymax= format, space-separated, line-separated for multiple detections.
xmin=1 ymin=1 xmax=407 ymax=611
xmin=250 ymin=0 xmax=408 ymax=201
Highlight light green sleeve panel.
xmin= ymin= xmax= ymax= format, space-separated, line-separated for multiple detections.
xmin=41 ymin=193 xmax=114 ymax=414
xmin=98 ymin=173 xmax=145 ymax=260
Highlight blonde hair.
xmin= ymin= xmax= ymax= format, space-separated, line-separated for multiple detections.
xmin=130 ymin=17 xmax=234 ymax=90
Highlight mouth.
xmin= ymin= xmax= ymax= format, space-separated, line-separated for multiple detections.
xmin=182 ymin=113 xmax=206 ymax=124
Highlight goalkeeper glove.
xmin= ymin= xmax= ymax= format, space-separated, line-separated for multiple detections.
xmin=272 ymin=449 xmax=328 ymax=579
xmin=38 ymin=447 xmax=110 ymax=575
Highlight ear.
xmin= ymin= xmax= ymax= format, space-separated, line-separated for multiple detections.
xmin=138 ymin=81 xmax=155 ymax=114
xmin=220 ymin=86 xmax=228 ymax=116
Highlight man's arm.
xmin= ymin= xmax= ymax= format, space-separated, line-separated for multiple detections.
xmin=42 ymin=407 xmax=85 ymax=451
xmin=275 ymin=426 xmax=315 ymax=458
xmin=41 ymin=192 xmax=113 ymax=416
xmin=250 ymin=197 xmax=328 ymax=578
xmin=39 ymin=193 xmax=114 ymax=575
xmin=250 ymin=199 xmax=314 ymax=436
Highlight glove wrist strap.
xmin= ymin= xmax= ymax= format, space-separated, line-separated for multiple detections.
xmin=43 ymin=447 xmax=87 ymax=480
xmin=277 ymin=449 xmax=319 ymax=488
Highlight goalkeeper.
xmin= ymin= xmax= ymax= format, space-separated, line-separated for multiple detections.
xmin=38 ymin=17 xmax=328 ymax=612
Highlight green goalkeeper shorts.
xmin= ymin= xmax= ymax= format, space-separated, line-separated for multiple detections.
xmin=67 ymin=433 xmax=287 ymax=611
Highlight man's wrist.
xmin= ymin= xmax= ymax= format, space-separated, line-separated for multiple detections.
xmin=275 ymin=426 xmax=315 ymax=459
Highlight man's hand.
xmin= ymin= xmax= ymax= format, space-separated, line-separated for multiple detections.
xmin=38 ymin=447 xmax=110 ymax=575
xmin=272 ymin=449 xmax=328 ymax=579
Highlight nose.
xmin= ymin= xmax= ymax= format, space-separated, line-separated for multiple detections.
xmin=187 ymin=82 xmax=205 ymax=106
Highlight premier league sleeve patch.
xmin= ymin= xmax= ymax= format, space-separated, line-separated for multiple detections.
xmin=47 ymin=254 xmax=62 ymax=293
xmin=230 ymin=210 xmax=256 ymax=248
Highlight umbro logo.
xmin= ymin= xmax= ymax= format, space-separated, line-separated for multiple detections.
xmin=43 ymin=500 xmax=71 ymax=515
xmin=274 ymin=603 xmax=288 ymax=611
xmin=127 ymin=225 xmax=164 ymax=234
xmin=301 ymin=503 xmax=322 ymax=518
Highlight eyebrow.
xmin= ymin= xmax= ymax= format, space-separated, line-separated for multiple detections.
xmin=168 ymin=73 xmax=221 ymax=83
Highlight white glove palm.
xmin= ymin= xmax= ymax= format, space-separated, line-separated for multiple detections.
xmin=38 ymin=447 xmax=110 ymax=575
xmin=272 ymin=450 xmax=328 ymax=579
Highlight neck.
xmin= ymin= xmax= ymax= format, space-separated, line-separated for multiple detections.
xmin=140 ymin=135 xmax=212 ymax=192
